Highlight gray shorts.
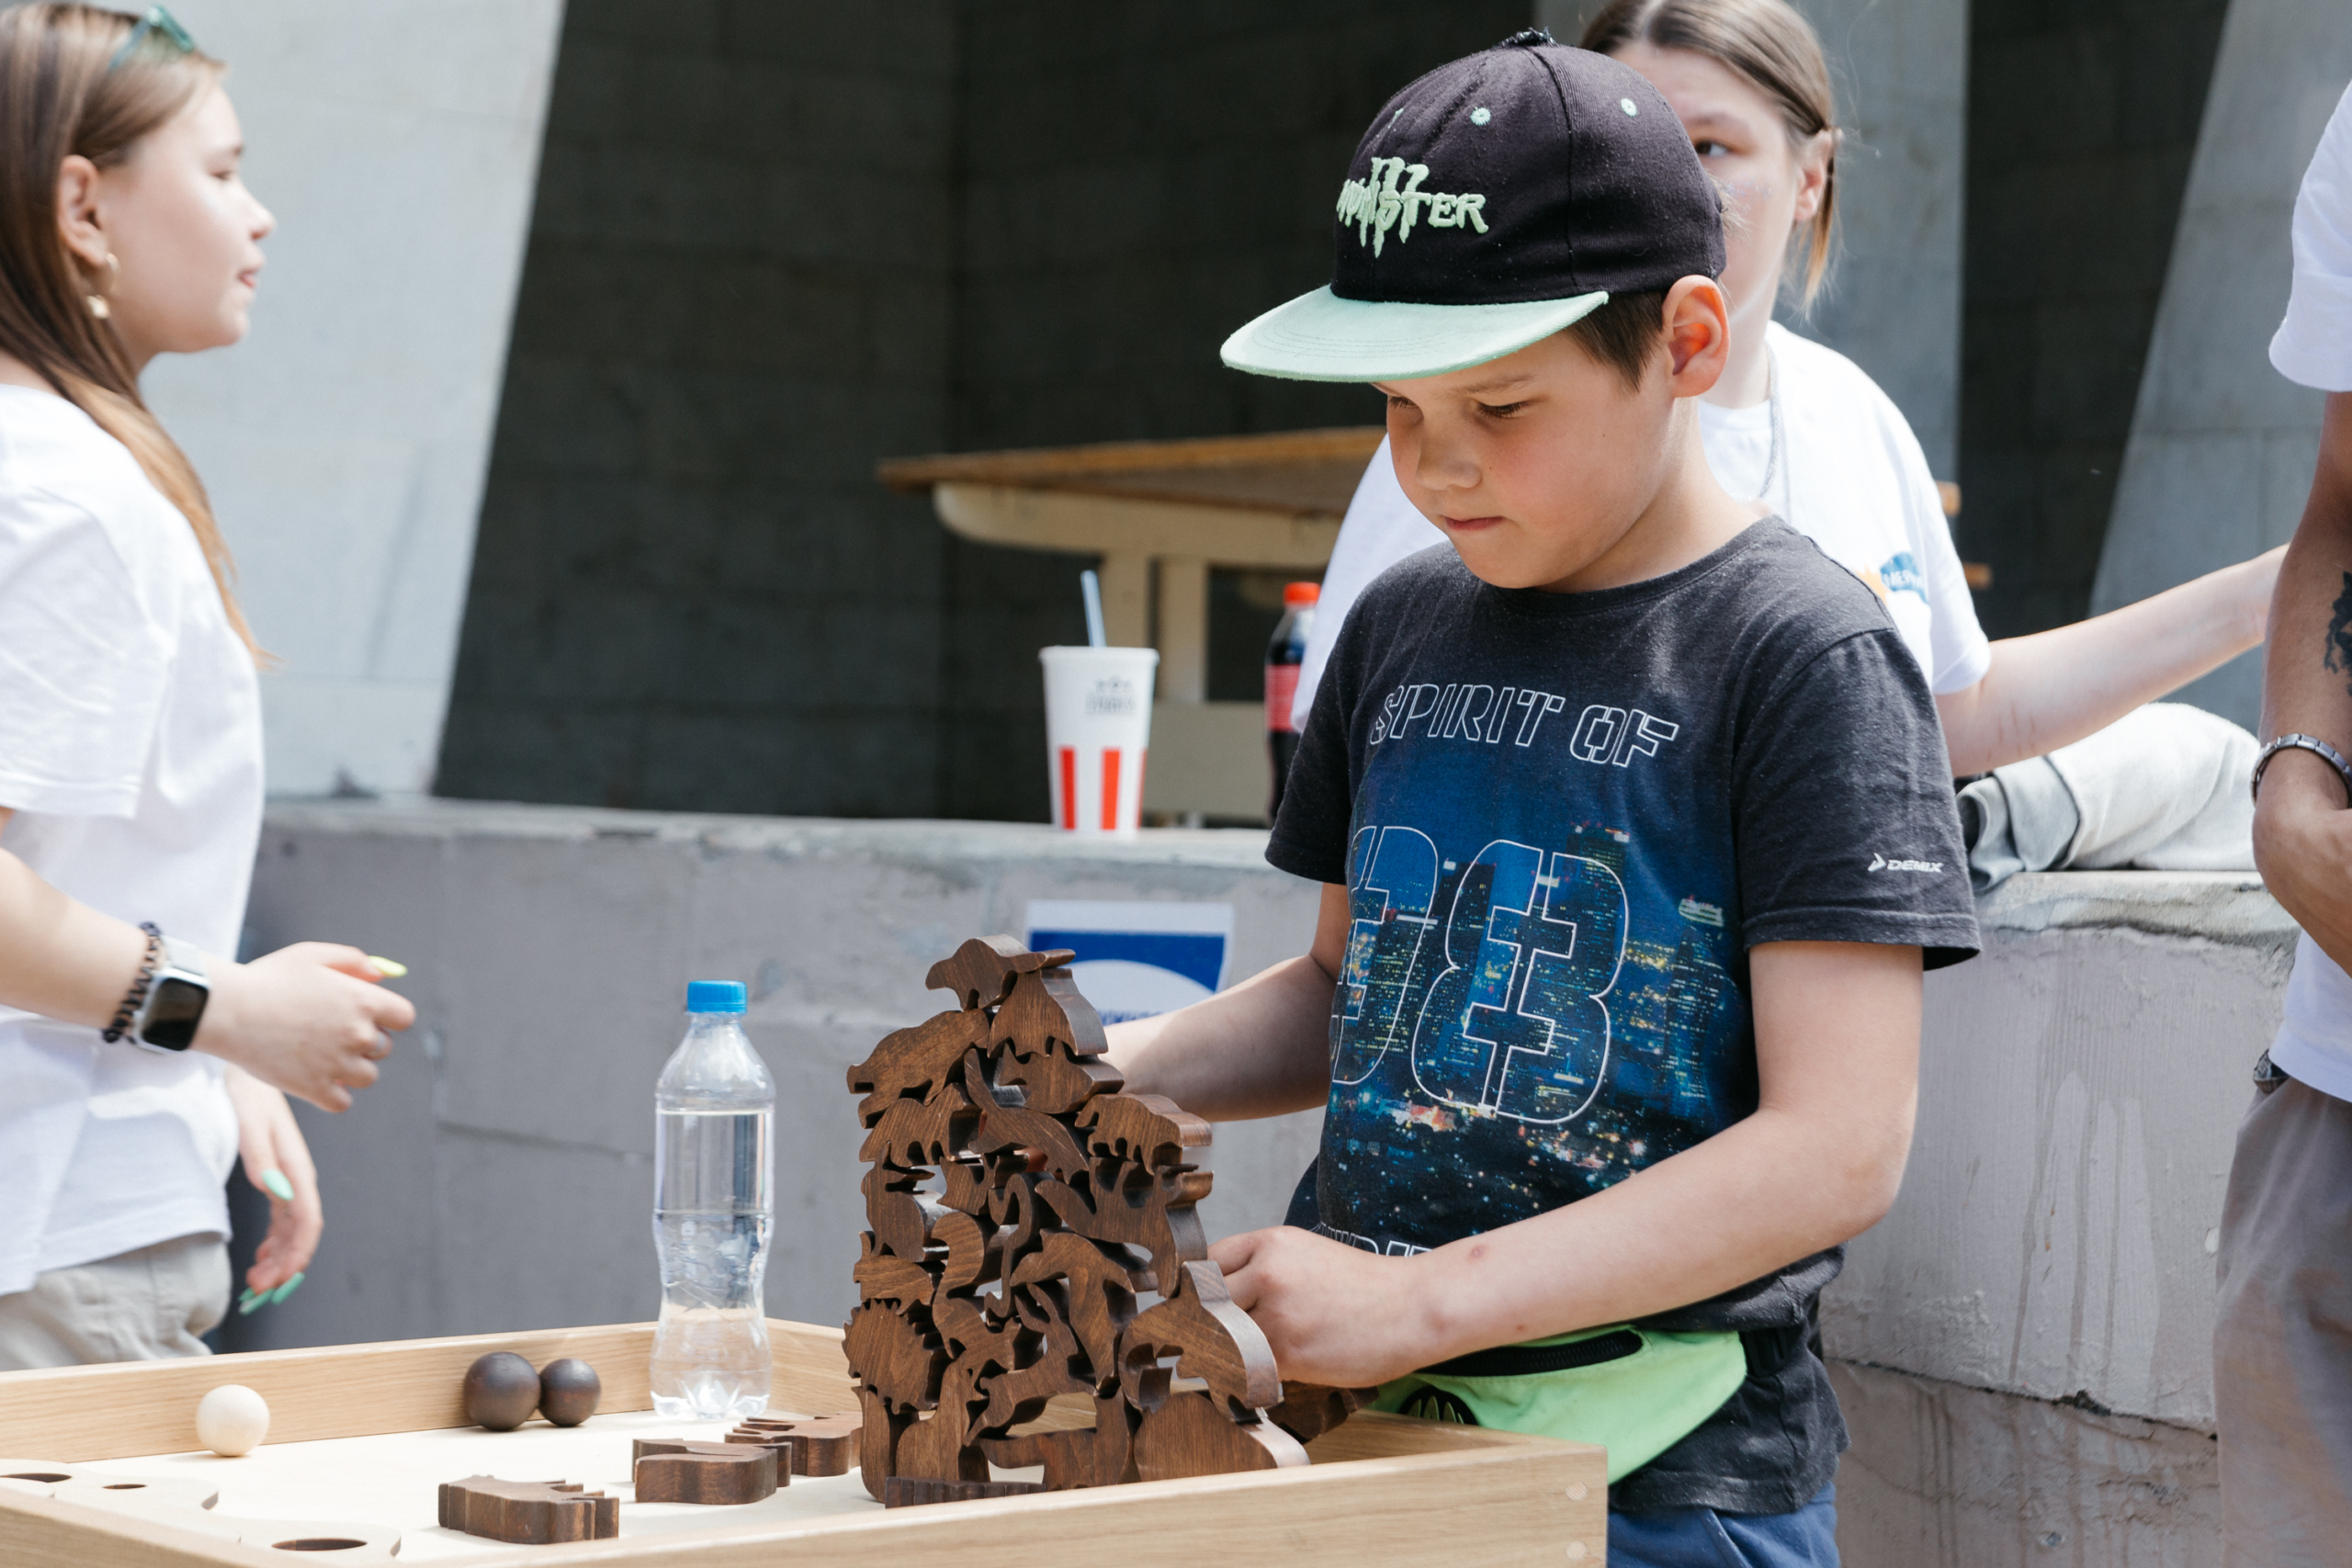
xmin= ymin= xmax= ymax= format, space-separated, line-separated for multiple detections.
xmin=2216 ymin=1074 xmax=2352 ymax=1565
xmin=0 ymin=1233 xmax=229 ymax=1371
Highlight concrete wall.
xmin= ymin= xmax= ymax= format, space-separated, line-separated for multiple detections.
xmin=434 ymin=2 xmax=962 ymax=818
xmin=231 ymin=800 xmax=1325 ymax=1348
xmin=1958 ymin=0 xmax=2233 ymax=640
xmin=2093 ymin=0 xmax=2352 ymax=732
xmin=436 ymin=0 xmax=1521 ymax=823
xmin=143 ymin=0 xmax=563 ymax=796
xmin=231 ymin=801 xmax=2296 ymax=1562
xmin=1826 ymin=871 xmax=2290 ymax=1567
xmin=935 ymin=2 xmax=1522 ymax=819
xmin=1539 ymin=0 xmax=1969 ymax=476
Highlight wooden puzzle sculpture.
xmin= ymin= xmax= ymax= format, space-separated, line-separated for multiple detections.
xmin=844 ymin=936 xmax=1358 ymax=1503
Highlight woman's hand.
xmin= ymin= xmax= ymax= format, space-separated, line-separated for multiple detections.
xmin=198 ymin=943 xmax=414 ymax=1112
xmin=222 ymin=1066 xmax=320 ymax=1302
xmin=1210 ymin=1225 xmax=1435 ymax=1388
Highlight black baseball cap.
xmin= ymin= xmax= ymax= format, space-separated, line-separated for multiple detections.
xmin=1221 ymin=31 xmax=1724 ymax=382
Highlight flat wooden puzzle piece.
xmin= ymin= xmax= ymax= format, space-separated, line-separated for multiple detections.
xmin=632 ymin=1443 xmax=777 ymax=1505
xmin=729 ymin=1411 xmax=863 ymax=1476
xmin=883 ymin=1476 xmax=1046 ymax=1507
xmin=437 ymin=1476 xmax=617 ymax=1543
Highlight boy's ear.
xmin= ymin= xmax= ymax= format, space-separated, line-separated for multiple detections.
xmin=1662 ymin=276 xmax=1731 ymax=399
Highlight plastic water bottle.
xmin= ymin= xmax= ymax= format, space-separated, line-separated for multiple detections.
xmin=1265 ymin=581 xmax=1318 ymax=820
xmin=650 ymin=980 xmax=775 ymax=1421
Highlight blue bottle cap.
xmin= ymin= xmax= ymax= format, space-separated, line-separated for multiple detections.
xmin=684 ymin=980 xmax=747 ymax=1014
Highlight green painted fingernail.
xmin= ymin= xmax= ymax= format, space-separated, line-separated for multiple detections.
xmin=270 ymin=1272 xmax=304 ymax=1304
xmin=237 ymin=1289 xmax=264 ymax=1315
xmin=260 ymin=1168 xmax=294 ymax=1201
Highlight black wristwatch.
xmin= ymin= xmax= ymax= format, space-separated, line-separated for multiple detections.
xmin=131 ymin=935 xmax=210 ymax=1053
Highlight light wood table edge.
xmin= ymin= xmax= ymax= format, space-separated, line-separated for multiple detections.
xmin=0 ymin=1320 xmax=853 ymax=1461
xmin=438 ymin=1436 xmax=1605 ymax=1568
xmin=0 ymin=1486 xmax=284 ymax=1568
xmin=0 ymin=1324 xmax=1608 ymax=1568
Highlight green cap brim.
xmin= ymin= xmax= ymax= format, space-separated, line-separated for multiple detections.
xmin=1220 ymin=287 xmax=1611 ymax=383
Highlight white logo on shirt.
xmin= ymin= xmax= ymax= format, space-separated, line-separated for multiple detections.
xmin=1370 ymin=684 xmax=1679 ymax=771
xmin=1868 ymin=852 xmax=1943 ymax=873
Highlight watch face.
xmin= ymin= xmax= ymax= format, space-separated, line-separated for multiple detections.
xmin=141 ymin=976 xmax=208 ymax=1052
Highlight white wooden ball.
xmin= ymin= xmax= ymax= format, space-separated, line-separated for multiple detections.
xmin=195 ymin=1383 xmax=269 ymax=1457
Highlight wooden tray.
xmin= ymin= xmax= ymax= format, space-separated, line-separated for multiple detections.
xmin=0 ymin=1319 xmax=1605 ymax=1566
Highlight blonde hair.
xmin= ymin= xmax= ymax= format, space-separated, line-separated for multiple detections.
xmin=0 ymin=3 xmax=260 ymax=656
xmin=1580 ymin=0 xmax=1840 ymax=310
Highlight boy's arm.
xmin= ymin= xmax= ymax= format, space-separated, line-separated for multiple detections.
xmin=2254 ymin=391 xmax=2352 ymax=970
xmin=1211 ymin=938 xmax=1919 ymax=1387
xmin=1102 ymin=883 xmax=1348 ymax=1122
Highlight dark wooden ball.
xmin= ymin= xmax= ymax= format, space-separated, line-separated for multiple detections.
xmin=462 ymin=1351 xmax=540 ymax=1431
xmin=537 ymin=1358 xmax=602 ymax=1427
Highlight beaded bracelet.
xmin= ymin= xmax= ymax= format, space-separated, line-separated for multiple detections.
xmin=102 ymin=921 xmax=164 ymax=1043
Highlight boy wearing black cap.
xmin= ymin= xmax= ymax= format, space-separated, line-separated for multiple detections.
xmin=1105 ymin=32 xmax=1976 ymax=1562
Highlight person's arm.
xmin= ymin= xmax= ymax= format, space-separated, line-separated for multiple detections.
xmin=0 ymin=807 xmax=413 ymax=1111
xmin=1934 ymin=547 xmax=2283 ymax=776
xmin=1103 ymin=882 xmax=1347 ymax=1121
xmin=1209 ymin=939 xmax=1920 ymax=1387
xmin=223 ymin=1066 xmax=321 ymax=1299
xmin=2253 ymin=392 xmax=2352 ymax=969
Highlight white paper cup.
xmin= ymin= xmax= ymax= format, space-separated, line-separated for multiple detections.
xmin=1040 ymin=646 xmax=1159 ymax=836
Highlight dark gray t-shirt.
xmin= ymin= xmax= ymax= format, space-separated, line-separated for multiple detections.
xmin=1267 ymin=521 xmax=1976 ymax=1514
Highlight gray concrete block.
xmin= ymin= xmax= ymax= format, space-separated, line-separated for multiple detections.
xmin=238 ymin=803 xmax=1329 ymax=1350
xmin=1826 ymin=874 xmax=2292 ymax=1427
xmin=1832 ymin=1360 xmax=2220 ymax=1567
xmin=434 ymin=1129 xmax=662 ymax=1334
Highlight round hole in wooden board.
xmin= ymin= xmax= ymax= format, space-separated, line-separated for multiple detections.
xmin=4 ymin=1472 xmax=71 ymax=1483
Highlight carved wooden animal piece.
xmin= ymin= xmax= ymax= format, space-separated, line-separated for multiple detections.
xmin=1133 ymin=1391 xmax=1312 ymax=1482
xmin=884 ymin=1476 xmax=1046 ymax=1508
xmin=631 ymin=1443 xmax=777 ymax=1505
xmin=842 ymin=937 xmax=1351 ymax=1503
xmin=1266 ymin=1382 xmax=1373 ymax=1445
xmin=924 ymin=937 xmax=1071 ymax=1012
xmin=437 ymin=1477 xmax=617 ymax=1544
xmin=727 ymin=1413 xmax=863 ymax=1477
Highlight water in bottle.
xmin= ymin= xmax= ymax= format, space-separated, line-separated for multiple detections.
xmin=1264 ymin=581 xmax=1319 ymax=820
xmin=650 ymin=979 xmax=775 ymax=1421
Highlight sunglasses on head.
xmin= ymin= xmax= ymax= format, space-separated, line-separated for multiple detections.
xmin=107 ymin=6 xmax=196 ymax=73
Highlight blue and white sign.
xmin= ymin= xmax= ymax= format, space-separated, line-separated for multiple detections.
xmin=1023 ymin=899 xmax=1234 ymax=1024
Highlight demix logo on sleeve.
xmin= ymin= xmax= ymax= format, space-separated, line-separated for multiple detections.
xmin=1868 ymin=851 xmax=1944 ymax=873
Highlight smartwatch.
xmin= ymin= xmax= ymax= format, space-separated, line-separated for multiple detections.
xmin=131 ymin=935 xmax=210 ymax=1053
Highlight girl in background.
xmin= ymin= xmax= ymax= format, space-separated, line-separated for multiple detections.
xmin=0 ymin=3 xmax=411 ymax=1368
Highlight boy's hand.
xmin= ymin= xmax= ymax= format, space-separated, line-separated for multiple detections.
xmin=1211 ymin=1226 xmax=1435 ymax=1388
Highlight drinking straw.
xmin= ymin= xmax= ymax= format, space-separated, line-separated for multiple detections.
xmin=1080 ymin=570 xmax=1107 ymax=649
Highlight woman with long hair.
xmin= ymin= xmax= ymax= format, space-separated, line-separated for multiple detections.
xmin=1294 ymin=0 xmax=2281 ymax=838
xmin=0 ymin=3 xmax=412 ymax=1367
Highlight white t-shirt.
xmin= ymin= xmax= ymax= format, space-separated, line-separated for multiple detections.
xmin=2265 ymin=80 xmax=2352 ymax=1103
xmin=0 ymin=387 xmax=262 ymax=1293
xmin=1290 ymin=320 xmax=1992 ymax=728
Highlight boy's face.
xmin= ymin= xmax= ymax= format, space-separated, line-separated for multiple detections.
xmin=1375 ymin=304 xmax=1706 ymax=592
